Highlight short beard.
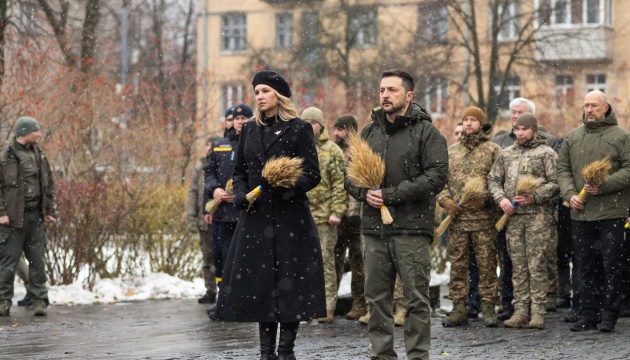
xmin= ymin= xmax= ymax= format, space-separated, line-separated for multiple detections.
xmin=383 ymin=101 xmax=406 ymax=115
xmin=334 ymin=136 xmax=345 ymax=145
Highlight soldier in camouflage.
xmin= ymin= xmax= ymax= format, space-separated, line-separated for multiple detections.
xmin=488 ymin=112 xmax=559 ymax=329
xmin=438 ymin=106 xmax=501 ymax=328
xmin=303 ymin=107 xmax=347 ymax=324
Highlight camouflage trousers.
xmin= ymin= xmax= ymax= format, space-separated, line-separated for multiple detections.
xmin=335 ymin=232 xmax=366 ymax=310
xmin=199 ymin=230 xmax=217 ymax=294
xmin=447 ymin=223 xmax=499 ymax=304
xmin=506 ymin=212 xmax=550 ymax=316
xmin=317 ymin=223 xmax=339 ymax=310
xmin=546 ymin=225 xmax=559 ymax=304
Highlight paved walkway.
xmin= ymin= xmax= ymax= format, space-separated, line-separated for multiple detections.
xmin=2 ymin=298 xmax=630 ymax=359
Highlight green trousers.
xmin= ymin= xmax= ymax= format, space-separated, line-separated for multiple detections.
xmin=364 ymin=234 xmax=431 ymax=360
xmin=0 ymin=209 xmax=48 ymax=303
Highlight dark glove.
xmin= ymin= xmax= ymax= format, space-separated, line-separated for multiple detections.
xmin=441 ymin=198 xmax=462 ymax=217
xmin=348 ymin=215 xmax=361 ymax=228
xmin=461 ymin=197 xmax=485 ymax=212
xmin=260 ymin=177 xmax=288 ymax=196
xmin=259 ymin=177 xmax=273 ymax=193
xmin=233 ymin=193 xmax=249 ymax=210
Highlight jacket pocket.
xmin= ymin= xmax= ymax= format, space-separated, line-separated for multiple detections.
xmin=2 ymin=159 xmax=19 ymax=187
xmin=0 ymin=225 xmax=12 ymax=245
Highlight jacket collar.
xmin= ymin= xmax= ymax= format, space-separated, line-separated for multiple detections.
xmin=582 ymin=105 xmax=617 ymax=131
xmin=250 ymin=115 xmax=294 ymax=163
xmin=515 ymin=134 xmax=547 ymax=149
xmin=371 ymin=102 xmax=431 ymax=134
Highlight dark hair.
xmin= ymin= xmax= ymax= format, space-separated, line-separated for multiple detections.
xmin=382 ymin=69 xmax=414 ymax=92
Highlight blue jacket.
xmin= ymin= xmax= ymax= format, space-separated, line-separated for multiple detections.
xmin=203 ymin=131 xmax=240 ymax=222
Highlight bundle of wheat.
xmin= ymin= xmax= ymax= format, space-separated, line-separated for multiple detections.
xmin=495 ymin=175 xmax=539 ymax=231
xmin=435 ymin=177 xmax=486 ymax=236
xmin=345 ymin=131 xmax=392 ymax=224
xmin=205 ymin=179 xmax=234 ymax=214
xmin=246 ymin=157 xmax=304 ymax=208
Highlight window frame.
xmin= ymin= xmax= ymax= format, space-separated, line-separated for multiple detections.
xmin=417 ymin=2 xmax=448 ymax=46
xmin=553 ymin=74 xmax=576 ymax=112
xmin=585 ymin=73 xmax=606 ymax=93
xmin=221 ymin=13 xmax=247 ymax=54
xmin=535 ymin=0 xmax=612 ymax=28
xmin=348 ymin=7 xmax=378 ymax=49
xmin=496 ymin=2 xmax=521 ymax=43
xmin=221 ymin=84 xmax=245 ymax=115
xmin=276 ymin=12 xmax=293 ymax=50
xmin=494 ymin=75 xmax=521 ymax=110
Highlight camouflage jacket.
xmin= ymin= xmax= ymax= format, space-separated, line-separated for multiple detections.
xmin=337 ymin=140 xmax=362 ymax=218
xmin=186 ymin=158 xmax=209 ymax=232
xmin=307 ymin=128 xmax=347 ymax=224
xmin=437 ymin=127 xmax=501 ymax=227
xmin=488 ymin=135 xmax=559 ymax=215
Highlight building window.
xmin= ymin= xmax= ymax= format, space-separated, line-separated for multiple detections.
xmin=276 ymin=13 xmax=293 ymax=50
xmin=536 ymin=0 xmax=611 ymax=26
xmin=420 ymin=78 xmax=448 ymax=115
xmin=348 ymin=7 xmax=378 ymax=49
xmin=585 ymin=74 xmax=606 ymax=92
xmin=221 ymin=84 xmax=244 ymax=114
xmin=418 ymin=3 xmax=448 ymax=45
xmin=221 ymin=13 xmax=246 ymax=53
xmin=554 ymin=75 xmax=575 ymax=111
xmin=494 ymin=75 xmax=521 ymax=110
xmin=301 ymin=11 xmax=321 ymax=64
xmin=497 ymin=2 xmax=520 ymax=42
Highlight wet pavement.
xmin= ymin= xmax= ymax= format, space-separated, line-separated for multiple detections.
xmin=2 ymin=297 xmax=630 ymax=359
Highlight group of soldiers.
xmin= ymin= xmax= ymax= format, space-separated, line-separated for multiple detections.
xmin=440 ymin=90 xmax=630 ymax=333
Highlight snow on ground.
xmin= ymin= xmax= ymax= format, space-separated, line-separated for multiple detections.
xmin=12 ymin=266 xmax=451 ymax=306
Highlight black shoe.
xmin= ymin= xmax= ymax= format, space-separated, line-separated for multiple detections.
xmin=570 ymin=320 xmax=597 ymax=332
xmin=564 ymin=311 xmax=579 ymax=323
xmin=467 ymin=307 xmax=479 ymax=319
xmin=557 ymin=298 xmax=571 ymax=309
xmin=599 ymin=321 xmax=615 ymax=333
xmin=198 ymin=291 xmax=216 ymax=304
xmin=207 ymin=306 xmax=218 ymax=321
xmin=497 ymin=311 xmax=513 ymax=321
xmin=17 ymin=294 xmax=33 ymax=307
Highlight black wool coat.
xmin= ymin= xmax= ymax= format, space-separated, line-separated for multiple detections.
xmin=215 ymin=117 xmax=326 ymax=322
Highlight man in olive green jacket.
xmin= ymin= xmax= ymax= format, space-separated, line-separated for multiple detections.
xmin=557 ymin=90 xmax=630 ymax=333
xmin=345 ymin=69 xmax=448 ymax=360
xmin=0 ymin=117 xmax=56 ymax=317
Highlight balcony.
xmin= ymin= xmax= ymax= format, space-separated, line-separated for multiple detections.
xmin=534 ymin=26 xmax=613 ymax=62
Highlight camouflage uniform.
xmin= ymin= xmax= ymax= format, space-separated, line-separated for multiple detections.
xmin=437 ymin=128 xmax=501 ymax=305
xmin=488 ymin=135 xmax=559 ymax=316
xmin=334 ymin=139 xmax=366 ymax=313
xmin=307 ymin=128 xmax=347 ymax=311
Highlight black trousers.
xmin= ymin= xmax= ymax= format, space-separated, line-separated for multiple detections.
xmin=556 ymin=205 xmax=580 ymax=310
xmin=497 ymin=229 xmax=513 ymax=312
xmin=572 ymin=219 xmax=626 ymax=324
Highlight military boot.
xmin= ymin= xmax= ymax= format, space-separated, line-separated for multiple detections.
xmin=529 ymin=314 xmax=545 ymax=329
xmin=503 ymin=314 xmax=529 ymax=328
xmin=277 ymin=323 xmax=298 ymax=360
xmin=31 ymin=299 xmax=47 ymax=317
xmin=0 ymin=300 xmax=11 ymax=316
xmin=358 ymin=311 xmax=370 ymax=325
xmin=259 ymin=322 xmax=278 ymax=360
xmin=394 ymin=307 xmax=405 ymax=327
xmin=442 ymin=300 xmax=469 ymax=327
xmin=346 ymin=301 xmax=367 ymax=320
xmin=482 ymin=301 xmax=498 ymax=328
xmin=318 ymin=310 xmax=335 ymax=323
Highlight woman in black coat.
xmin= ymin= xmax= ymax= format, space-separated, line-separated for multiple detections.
xmin=214 ymin=70 xmax=325 ymax=360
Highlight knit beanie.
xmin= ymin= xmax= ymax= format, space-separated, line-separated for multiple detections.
xmin=462 ymin=106 xmax=487 ymax=125
xmin=301 ymin=107 xmax=324 ymax=128
xmin=252 ymin=70 xmax=292 ymax=98
xmin=224 ymin=107 xmax=234 ymax=119
xmin=334 ymin=115 xmax=358 ymax=132
xmin=232 ymin=104 xmax=254 ymax=118
xmin=15 ymin=116 xmax=40 ymax=137
xmin=515 ymin=112 xmax=538 ymax=131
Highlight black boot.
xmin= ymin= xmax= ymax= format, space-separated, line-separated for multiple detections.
xmin=259 ymin=322 xmax=278 ymax=360
xmin=278 ymin=322 xmax=299 ymax=360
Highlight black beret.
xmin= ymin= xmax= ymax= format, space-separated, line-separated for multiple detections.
xmin=252 ymin=70 xmax=292 ymax=98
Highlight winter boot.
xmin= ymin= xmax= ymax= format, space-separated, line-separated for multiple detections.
xmin=529 ymin=314 xmax=545 ymax=329
xmin=318 ymin=310 xmax=335 ymax=323
xmin=442 ymin=300 xmax=469 ymax=327
xmin=0 ymin=300 xmax=10 ymax=316
xmin=31 ymin=299 xmax=47 ymax=317
xmin=17 ymin=293 xmax=33 ymax=307
xmin=278 ymin=322 xmax=299 ymax=360
xmin=503 ymin=314 xmax=529 ymax=328
xmin=198 ymin=291 xmax=216 ymax=304
xmin=394 ymin=307 xmax=406 ymax=327
xmin=358 ymin=311 xmax=370 ymax=325
xmin=482 ymin=302 xmax=498 ymax=328
xmin=259 ymin=322 xmax=278 ymax=360
xmin=346 ymin=301 xmax=367 ymax=320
